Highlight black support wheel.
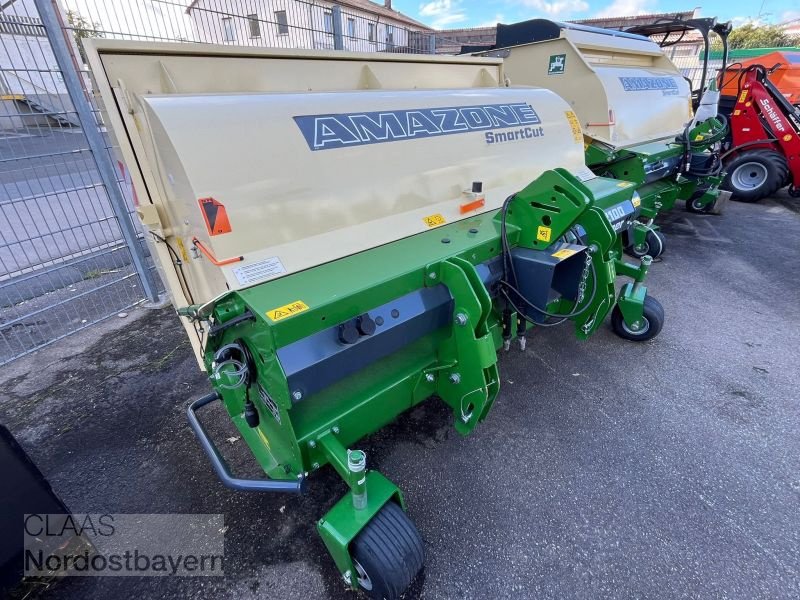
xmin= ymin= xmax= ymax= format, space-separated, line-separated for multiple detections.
xmin=685 ymin=192 xmax=714 ymax=214
xmin=722 ymin=150 xmax=789 ymax=202
xmin=351 ymin=501 xmax=424 ymax=600
xmin=628 ymin=229 xmax=666 ymax=259
xmin=611 ymin=295 xmax=664 ymax=342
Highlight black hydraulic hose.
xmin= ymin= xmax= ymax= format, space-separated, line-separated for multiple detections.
xmin=719 ymin=137 xmax=779 ymax=161
xmin=717 ymin=62 xmax=743 ymax=91
xmin=499 ymin=195 xmax=596 ymax=324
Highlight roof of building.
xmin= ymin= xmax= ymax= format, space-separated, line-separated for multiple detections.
xmin=434 ymin=11 xmax=701 ymax=53
xmin=185 ymin=0 xmax=432 ymax=31
xmin=337 ymin=0 xmax=432 ymax=29
xmin=571 ymin=10 xmax=695 ymax=30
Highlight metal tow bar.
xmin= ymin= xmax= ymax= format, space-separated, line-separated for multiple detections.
xmin=187 ymin=392 xmax=306 ymax=493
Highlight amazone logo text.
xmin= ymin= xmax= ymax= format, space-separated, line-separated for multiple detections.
xmin=294 ymin=103 xmax=541 ymax=151
xmin=619 ymin=77 xmax=679 ymax=92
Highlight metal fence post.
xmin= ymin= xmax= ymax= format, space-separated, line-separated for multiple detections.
xmin=33 ymin=0 xmax=160 ymax=303
xmin=331 ymin=5 xmax=344 ymax=51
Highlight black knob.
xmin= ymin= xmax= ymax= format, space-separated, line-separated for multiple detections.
xmin=244 ymin=400 xmax=259 ymax=428
xmin=338 ymin=321 xmax=360 ymax=345
xmin=472 ymin=181 xmax=483 ymax=193
xmin=357 ymin=314 xmax=376 ymax=336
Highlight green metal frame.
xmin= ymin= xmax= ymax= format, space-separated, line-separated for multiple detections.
xmin=193 ymin=168 xmax=654 ymax=591
xmin=585 ymin=117 xmax=727 ymax=250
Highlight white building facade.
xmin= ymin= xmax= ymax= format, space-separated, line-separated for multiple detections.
xmin=186 ymin=0 xmax=434 ymax=54
xmin=0 ymin=0 xmax=74 ymax=128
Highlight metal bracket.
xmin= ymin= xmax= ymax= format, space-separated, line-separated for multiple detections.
xmin=187 ymin=392 xmax=305 ymax=493
xmin=437 ymin=257 xmax=500 ymax=434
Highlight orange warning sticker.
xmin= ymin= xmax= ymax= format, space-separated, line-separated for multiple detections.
xmin=198 ymin=197 xmax=232 ymax=236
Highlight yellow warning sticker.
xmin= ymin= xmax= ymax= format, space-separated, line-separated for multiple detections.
xmin=175 ymin=237 xmax=190 ymax=262
xmin=565 ymin=111 xmax=583 ymax=143
xmin=536 ymin=226 xmax=552 ymax=243
xmin=733 ymin=109 xmax=741 ymax=116
xmin=632 ymin=196 xmax=641 ymax=208
xmin=552 ymin=248 xmax=578 ymax=260
xmin=694 ymin=134 xmax=705 ymax=141
xmin=266 ymin=300 xmax=309 ymax=322
xmin=423 ymin=213 xmax=446 ymax=228
xmin=616 ymin=181 xmax=633 ymax=188
xmin=784 ymin=134 xmax=793 ymax=142
xmin=738 ymin=90 xmax=748 ymax=103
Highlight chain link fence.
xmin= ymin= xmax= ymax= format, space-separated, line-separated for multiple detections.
xmin=0 ymin=0 xmax=163 ymax=366
xmin=0 ymin=0 xmax=435 ymax=365
xmin=637 ymin=29 xmax=729 ymax=94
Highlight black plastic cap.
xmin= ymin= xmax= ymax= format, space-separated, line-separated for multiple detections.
xmin=338 ymin=321 xmax=360 ymax=345
xmin=357 ymin=314 xmax=377 ymax=336
xmin=244 ymin=401 xmax=259 ymax=428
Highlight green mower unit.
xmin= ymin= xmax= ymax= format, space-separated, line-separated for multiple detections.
xmin=464 ymin=18 xmax=730 ymax=259
xmin=84 ymin=40 xmax=662 ymax=599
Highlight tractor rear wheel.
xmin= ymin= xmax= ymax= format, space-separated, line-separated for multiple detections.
xmin=611 ymin=295 xmax=664 ymax=342
xmin=723 ymin=150 xmax=789 ymax=202
xmin=351 ymin=501 xmax=424 ymax=600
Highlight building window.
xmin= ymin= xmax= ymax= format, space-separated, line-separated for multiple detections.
xmin=323 ymin=9 xmax=333 ymax=34
xmin=221 ymin=16 xmax=235 ymax=41
xmin=347 ymin=17 xmax=356 ymax=39
xmin=274 ymin=10 xmax=289 ymax=35
xmin=386 ymin=26 xmax=394 ymax=47
xmin=247 ymin=14 xmax=260 ymax=38
xmin=368 ymin=22 xmax=376 ymax=42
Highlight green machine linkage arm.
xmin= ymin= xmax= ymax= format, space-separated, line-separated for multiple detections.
xmin=503 ymin=168 xmax=622 ymax=339
xmin=428 ymin=256 xmax=500 ymax=435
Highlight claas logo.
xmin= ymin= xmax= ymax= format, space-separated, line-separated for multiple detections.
xmin=198 ymin=197 xmax=232 ymax=236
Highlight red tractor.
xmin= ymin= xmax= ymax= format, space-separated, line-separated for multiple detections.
xmin=627 ymin=17 xmax=800 ymax=202
xmin=718 ymin=64 xmax=800 ymax=200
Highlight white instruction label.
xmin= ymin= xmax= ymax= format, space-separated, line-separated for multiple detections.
xmin=232 ymin=256 xmax=286 ymax=286
xmin=574 ymin=166 xmax=596 ymax=182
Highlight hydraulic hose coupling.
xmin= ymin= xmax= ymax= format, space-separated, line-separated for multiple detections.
xmin=348 ymin=449 xmax=368 ymax=510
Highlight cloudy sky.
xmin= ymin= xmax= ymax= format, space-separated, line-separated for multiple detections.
xmin=41 ymin=0 xmax=800 ymax=39
xmin=402 ymin=0 xmax=799 ymax=29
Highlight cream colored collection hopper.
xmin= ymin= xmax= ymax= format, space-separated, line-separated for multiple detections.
xmin=472 ymin=20 xmax=693 ymax=147
xmin=85 ymin=40 xmax=590 ymax=360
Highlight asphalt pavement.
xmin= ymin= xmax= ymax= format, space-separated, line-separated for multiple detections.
xmin=2 ymin=192 xmax=799 ymax=599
